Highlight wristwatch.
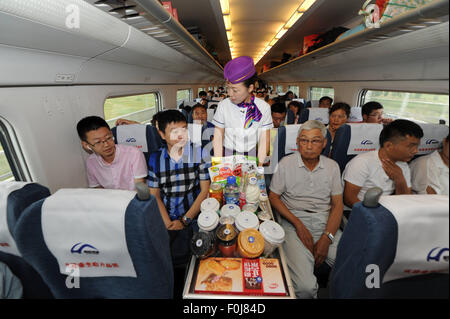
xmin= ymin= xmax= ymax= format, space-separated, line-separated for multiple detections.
xmin=180 ymin=215 xmax=192 ymax=227
xmin=323 ymin=231 xmax=334 ymax=244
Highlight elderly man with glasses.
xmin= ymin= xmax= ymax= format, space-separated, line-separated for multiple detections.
xmin=269 ymin=120 xmax=344 ymax=299
xmin=76 ymin=116 xmax=147 ymax=191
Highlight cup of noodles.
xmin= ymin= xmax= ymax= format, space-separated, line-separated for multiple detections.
xmin=237 ymin=229 xmax=264 ymax=258
xmin=197 ymin=210 xmax=219 ymax=233
xmin=220 ymin=203 xmax=240 ymax=218
xmin=201 ymin=198 xmax=220 ymax=215
xmin=235 ymin=211 xmax=259 ymax=232
xmin=258 ymin=220 xmax=285 ymax=257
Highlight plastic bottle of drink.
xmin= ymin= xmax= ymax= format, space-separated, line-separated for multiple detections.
xmin=224 ymin=176 xmax=239 ymax=206
xmin=256 ymin=167 xmax=266 ymax=192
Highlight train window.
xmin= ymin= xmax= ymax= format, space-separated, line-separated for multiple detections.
xmin=288 ymin=85 xmax=299 ymax=97
xmin=310 ymin=87 xmax=335 ymax=101
xmin=0 ymin=143 xmax=13 ymax=181
xmin=360 ymin=90 xmax=449 ymax=124
xmin=0 ymin=118 xmax=29 ymax=182
xmin=104 ymin=92 xmax=159 ymax=127
xmin=276 ymin=85 xmax=284 ymax=94
xmin=177 ymin=89 xmax=192 ymax=107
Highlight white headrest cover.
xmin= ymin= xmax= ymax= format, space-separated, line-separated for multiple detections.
xmin=308 ymin=108 xmax=329 ymax=124
xmin=42 ymin=188 xmax=137 ymax=277
xmin=284 ymin=124 xmax=302 ymax=155
xmin=348 ymin=107 xmax=363 ymax=123
xmin=417 ymin=123 xmax=449 ymax=155
xmin=347 ymin=123 xmax=383 ymax=155
xmin=0 ymin=181 xmax=30 ymax=257
xmin=380 ymin=195 xmax=449 ymax=283
xmin=116 ymin=124 xmax=148 ymax=153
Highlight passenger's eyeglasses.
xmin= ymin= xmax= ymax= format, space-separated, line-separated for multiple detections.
xmin=298 ymin=138 xmax=323 ymax=146
xmin=87 ymin=135 xmax=114 ymax=148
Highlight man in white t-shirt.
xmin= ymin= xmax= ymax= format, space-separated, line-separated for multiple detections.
xmin=409 ymin=135 xmax=449 ymax=195
xmin=343 ymin=119 xmax=424 ymax=207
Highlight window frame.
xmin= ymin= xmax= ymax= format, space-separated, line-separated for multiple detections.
xmin=103 ymin=91 xmax=161 ymax=126
xmin=358 ymin=89 xmax=449 ymax=124
xmin=0 ymin=117 xmax=31 ymax=182
xmin=309 ymin=87 xmax=335 ymax=101
xmin=176 ymin=88 xmax=193 ymax=108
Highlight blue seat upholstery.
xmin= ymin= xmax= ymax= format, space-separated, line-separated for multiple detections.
xmin=330 ymin=200 xmax=449 ymax=299
xmin=14 ymin=191 xmax=173 ymax=299
xmin=298 ymin=108 xmax=309 ymax=124
xmin=286 ymin=109 xmax=296 ymax=125
xmin=111 ymin=124 xmax=164 ymax=164
xmin=330 ymin=124 xmax=352 ymax=173
xmin=0 ymin=182 xmax=53 ymax=298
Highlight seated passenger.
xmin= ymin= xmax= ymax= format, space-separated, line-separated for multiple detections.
xmin=318 ymin=96 xmax=333 ymax=108
xmin=192 ymin=103 xmax=214 ymax=129
xmin=361 ymin=101 xmax=393 ymax=124
xmin=269 ymin=120 xmax=343 ymax=299
xmin=409 ymin=135 xmax=449 ymax=195
xmin=147 ymin=110 xmax=210 ymax=262
xmin=271 ymin=102 xmax=287 ymax=128
xmin=287 ymin=100 xmax=303 ymax=124
xmin=198 ymin=90 xmax=207 ymax=100
xmin=343 ymin=119 xmax=423 ymax=207
xmin=328 ymin=102 xmax=351 ymax=143
xmin=284 ymin=91 xmax=295 ymax=101
xmin=265 ymin=95 xmax=275 ymax=106
xmin=76 ymin=116 xmax=147 ymax=191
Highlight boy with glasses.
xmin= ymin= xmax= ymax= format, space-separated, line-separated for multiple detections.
xmin=76 ymin=116 xmax=147 ymax=191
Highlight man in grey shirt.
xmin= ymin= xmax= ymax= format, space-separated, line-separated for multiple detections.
xmin=269 ymin=120 xmax=343 ymax=299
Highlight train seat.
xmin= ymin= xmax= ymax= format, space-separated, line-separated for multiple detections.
xmin=414 ymin=122 xmax=449 ymax=159
xmin=14 ymin=188 xmax=173 ymax=299
xmin=348 ymin=107 xmax=363 ymax=123
xmin=330 ymin=123 xmax=384 ymax=173
xmin=299 ymin=108 xmax=329 ymax=125
xmin=0 ymin=182 xmax=53 ymax=298
xmin=330 ymin=192 xmax=449 ymax=299
xmin=111 ymin=123 xmax=164 ymax=163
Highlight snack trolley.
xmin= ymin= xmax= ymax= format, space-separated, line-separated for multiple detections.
xmin=182 ymin=200 xmax=295 ymax=299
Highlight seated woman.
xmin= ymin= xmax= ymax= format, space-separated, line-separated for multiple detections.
xmin=409 ymin=135 xmax=449 ymax=195
xmin=328 ymin=102 xmax=351 ymax=143
xmin=287 ymin=100 xmax=304 ymax=124
xmin=327 ymin=103 xmax=351 ymax=157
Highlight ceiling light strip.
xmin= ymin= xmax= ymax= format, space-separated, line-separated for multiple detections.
xmin=254 ymin=0 xmax=316 ymax=64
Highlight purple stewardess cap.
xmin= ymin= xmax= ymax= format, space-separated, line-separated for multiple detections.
xmin=224 ymin=56 xmax=256 ymax=84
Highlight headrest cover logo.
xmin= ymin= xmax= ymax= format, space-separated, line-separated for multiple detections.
xmin=361 ymin=140 xmax=373 ymax=145
xmin=126 ymin=137 xmax=136 ymax=143
xmin=71 ymin=242 xmax=99 ymax=255
xmin=425 ymin=139 xmax=439 ymax=145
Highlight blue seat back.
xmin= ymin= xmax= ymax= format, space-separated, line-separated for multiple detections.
xmin=286 ymin=109 xmax=296 ymax=125
xmin=330 ymin=199 xmax=449 ymax=299
xmin=14 ymin=191 xmax=173 ymax=299
xmin=330 ymin=124 xmax=352 ymax=173
xmin=0 ymin=182 xmax=53 ymax=298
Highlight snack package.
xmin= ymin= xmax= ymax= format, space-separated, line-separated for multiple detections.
xmin=209 ymin=155 xmax=257 ymax=186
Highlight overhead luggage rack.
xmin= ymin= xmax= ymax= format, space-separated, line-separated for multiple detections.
xmin=260 ymin=0 xmax=449 ymax=80
xmin=85 ymin=0 xmax=223 ymax=76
